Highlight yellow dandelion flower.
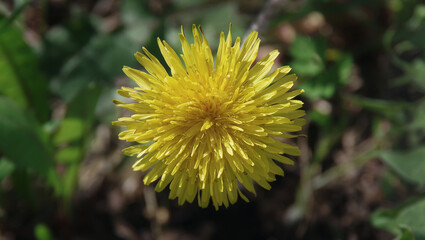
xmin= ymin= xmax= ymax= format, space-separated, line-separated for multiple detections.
xmin=113 ymin=25 xmax=306 ymax=209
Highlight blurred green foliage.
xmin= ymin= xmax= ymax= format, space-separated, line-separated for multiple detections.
xmin=381 ymin=147 xmax=425 ymax=186
xmin=34 ymin=223 xmax=53 ymax=240
xmin=372 ymin=197 xmax=425 ymax=239
xmin=0 ymin=0 xmax=424 ymax=239
xmin=290 ymin=36 xmax=353 ymax=100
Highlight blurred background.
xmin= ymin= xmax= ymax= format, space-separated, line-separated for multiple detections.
xmin=0 ymin=0 xmax=424 ymax=239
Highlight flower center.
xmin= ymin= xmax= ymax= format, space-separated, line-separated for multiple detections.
xmin=197 ymin=91 xmax=233 ymax=129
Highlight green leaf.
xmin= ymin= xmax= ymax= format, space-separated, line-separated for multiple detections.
xmin=290 ymin=36 xmax=321 ymax=60
xmin=56 ymin=84 xmax=102 ymax=201
xmin=291 ymin=59 xmax=324 ymax=77
xmin=409 ymin=99 xmax=425 ymax=131
xmin=0 ymin=157 xmax=14 ymax=181
xmin=302 ymin=53 xmax=353 ymax=99
xmin=395 ymin=226 xmax=415 ymax=240
xmin=40 ymin=12 xmax=100 ymax=102
xmin=290 ymin=36 xmax=325 ymax=79
xmin=95 ymin=88 xmax=121 ymax=124
xmin=0 ymin=97 xmax=51 ymax=174
xmin=53 ymin=118 xmax=85 ymax=145
xmin=291 ymin=36 xmax=353 ymax=99
xmin=372 ymin=208 xmax=400 ymax=235
xmin=34 ymin=223 xmax=52 ymax=240
xmin=40 ymin=9 xmax=140 ymax=104
xmin=54 ymin=84 xmax=101 ymax=201
xmin=312 ymin=120 xmax=347 ymax=163
xmin=381 ymin=147 xmax=425 ymax=185
xmin=335 ymin=54 xmax=353 ymax=85
xmin=40 ymin=12 xmax=96 ymax=79
xmin=300 ymin=75 xmax=335 ymax=99
xmin=48 ymin=31 xmax=138 ymax=102
xmin=371 ymin=197 xmax=425 ymax=240
xmin=162 ymin=2 xmax=246 ymax=49
xmin=349 ymin=96 xmax=406 ymax=121
xmin=89 ymin=32 xmax=139 ymax=78
xmin=397 ymin=199 xmax=425 ymax=238
xmin=0 ymin=19 xmax=49 ymax=122
xmin=406 ymin=59 xmax=425 ymax=91
xmin=308 ymin=110 xmax=332 ymax=127
xmin=0 ymin=0 xmax=30 ymax=34
xmin=193 ymin=2 xmax=246 ymax=47
xmin=55 ymin=146 xmax=82 ymax=163
xmin=0 ymin=97 xmax=60 ymax=193
xmin=121 ymin=0 xmax=153 ymax=26
xmin=172 ymin=0 xmax=209 ymax=9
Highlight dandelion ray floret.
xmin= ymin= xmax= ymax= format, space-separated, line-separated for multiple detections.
xmin=113 ymin=25 xmax=306 ymax=209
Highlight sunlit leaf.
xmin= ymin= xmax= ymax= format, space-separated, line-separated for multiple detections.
xmin=53 ymin=118 xmax=84 ymax=145
xmin=0 ymin=157 xmax=14 ymax=181
xmin=55 ymin=147 xmax=81 ymax=163
xmin=34 ymin=223 xmax=52 ymax=240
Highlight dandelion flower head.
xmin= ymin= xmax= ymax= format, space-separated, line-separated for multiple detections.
xmin=113 ymin=25 xmax=306 ymax=209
